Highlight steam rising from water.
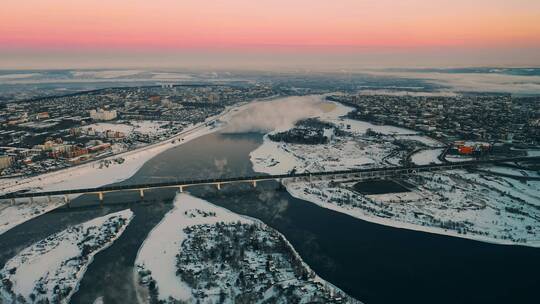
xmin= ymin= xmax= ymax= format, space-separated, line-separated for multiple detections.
xmin=222 ymin=95 xmax=326 ymax=133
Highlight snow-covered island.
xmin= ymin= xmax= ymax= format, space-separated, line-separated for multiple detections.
xmin=251 ymin=98 xmax=540 ymax=247
xmin=135 ymin=194 xmax=360 ymax=304
xmin=0 ymin=209 xmax=133 ymax=303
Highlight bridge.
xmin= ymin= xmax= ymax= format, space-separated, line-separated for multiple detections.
xmin=1 ymin=156 xmax=538 ymax=205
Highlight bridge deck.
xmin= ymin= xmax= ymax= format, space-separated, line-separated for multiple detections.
xmin=1 ymin=156 xmax=538 ymax=200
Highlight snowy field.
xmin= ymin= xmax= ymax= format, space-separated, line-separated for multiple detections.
xmin=0 ymin=197 xmax=66 ymax=236
xmin=84 ymin=120 xmax=171 ymax=137
xmin=135 ymin=193 xmax=359 ymax=303
xmin=0 ymin=210 xmax=133 ymax=303
xmin=446 ymin=154 xmax=475 ymax=163
xmin=482 ymin=166 xmax=540 ymax=178
xmin=252 ymin=134 xmax=392 ymax=174
xmin=250 ymin=98 xmax=540 ymax=247
xmin=250 ymin=100 xmax=433 ymax=175
xmin=411 ymin=148 xmax=444 ymax=165
xmin=284 ymin=168 xmax=540 ymax=247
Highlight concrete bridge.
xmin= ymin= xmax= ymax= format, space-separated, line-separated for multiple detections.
xmin=1 ymin=156 xmax=538 ymax=206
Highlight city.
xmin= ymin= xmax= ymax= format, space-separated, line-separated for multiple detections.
xmin=0 ymin=84 xmax=275 ymax=176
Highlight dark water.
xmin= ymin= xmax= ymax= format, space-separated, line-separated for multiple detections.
xmin=1 ymin=132 xmax=540 ymax=304
xmin=353 ymin=180 xmax=411 ymax=194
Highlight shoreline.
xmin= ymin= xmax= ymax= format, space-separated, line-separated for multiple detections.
xmin=0 ymin=209 xmax=134 ymax=303
xmin=284 ymin=179 xmax=540 ymax=248
xmin=68 ymin=211 xmax=135 ymax=304
xmin=0 ymin=98 xmax=260 ymax=196
xmin=134 ymin=192 xmax=360 ymax=303
xmin=0 ymin=97 xmax=273 ymax=236
xmin=248 ymin=99 xmax=540 ymax=248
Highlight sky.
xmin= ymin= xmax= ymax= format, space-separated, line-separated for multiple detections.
xmin=1 ymin=0 xmax=540 ymax=69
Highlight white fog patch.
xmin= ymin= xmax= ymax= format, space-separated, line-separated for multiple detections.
xmin=359 ymin=89 xmax=459 ymax=97
xmin=0 ymin=73 xmax=42 ymax=80
xmin=213 ymin=158 xmax=228 ymax=174
xmin=70 ymin=70 xmax=143 ymax=79
xmin=150 ymin=72 xmax=194 ymax=80
xmin=366 ymin=71 xmax=540 ymax=95
xmin=222 ymin=95 xmax=327 ymax=133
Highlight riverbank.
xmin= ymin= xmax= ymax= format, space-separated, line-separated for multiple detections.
xmin=250 ymin=99 xmax=540 ymax=247
xmin=0 ymin=209 xmax=133 ymax=303
xmin=134 ymin=193 xmax=360 ymax=303
xmin=0 ymin=98 xmax=260 ymax=236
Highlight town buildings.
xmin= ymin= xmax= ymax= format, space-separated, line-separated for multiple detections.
xmin=0 ymin=84 xmax=276 ymax=176
xmin=89 ymin=108 xmax=117 ymax=121
xmin=328 ymin=94 xmax=540 ymax=150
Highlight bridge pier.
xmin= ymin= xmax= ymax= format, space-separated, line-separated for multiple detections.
xmin=139 ymin=189 xmax=145 ymax=199
xmin=63 ymin=194 xmax=71 ymax=208
xmin=252 ymin=180 xmax=257 ymax=187
xmin=10 ymin=198 xmax=15 ymax=206
xmin=47 ymin=195 xmax=52 ymax=204
xmin=98 ymin=192 xmax=104 ymax=206
xmin=29 ymin=197 xmax=34 ymax=204
xmin=178 ymin=185 xmax=184 ymax=193
xmin=277 ymin=179 xmax=285 ymax=190
xmin=216 ymin=183 xmax=221 ymax=190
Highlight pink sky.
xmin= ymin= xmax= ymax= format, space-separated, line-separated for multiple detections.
xmin=1 ymin=0 xmax=540 ymax=68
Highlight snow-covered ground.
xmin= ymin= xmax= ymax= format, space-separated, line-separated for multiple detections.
xmin=284 ymin=168 xmax=540 ymax=247
xmin=338 ymin=118 xmax=417 ymax=136
xmin=411 ymin=148 xmax=444 ymax=165
xmin=252 ymin=134 xmax=392 ymax=174
xmin=250 ymin=100 xmax=430 ymax=175
xmin=0 ymin=101 xmax=249 ymax=236
xmin=445 ymin=154 xmax=475 ymax=163
xmin=0 ymin=198 xmax=66 ymax=236
xmin=250 ymin=98 xmax=540 ymax=247
xmin=84 ymin=120 xmax=171 ymax=137
xmin=135 ymin=193 xmax=359 ymax=303
xmin=0 ymin=209 xmax=133 ymax=303
xmin=482 ymin=165 xmax=540 ymax=178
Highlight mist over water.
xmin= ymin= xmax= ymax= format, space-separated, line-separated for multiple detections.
xmin=222 ymin=95 xmax=327 ymax=134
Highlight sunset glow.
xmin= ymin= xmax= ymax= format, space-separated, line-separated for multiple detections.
xmin=1 ymin=0 xmax=540 ymax=68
